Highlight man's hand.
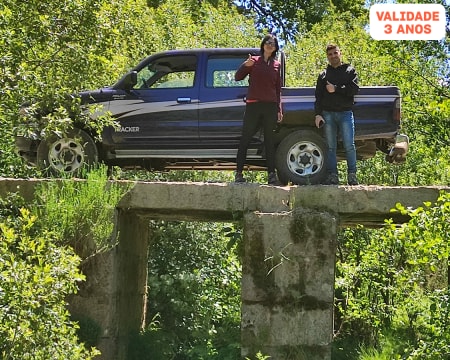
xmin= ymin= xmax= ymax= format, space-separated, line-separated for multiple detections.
xmin=326 ymin=81 xmax=336 ymax=93
xmin=315 ymin=115 xmax=325 ymax=128
xmin=277 ymin=112 xmax=283 ymax=123
xmin=244 ymin=54 xmax=255 ymax=67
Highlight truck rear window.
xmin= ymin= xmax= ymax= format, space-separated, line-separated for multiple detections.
xmin=206 ymin=56 xmax=249 ymax=88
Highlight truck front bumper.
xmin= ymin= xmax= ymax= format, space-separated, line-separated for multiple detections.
xmin=15 ymin=136 xmax=39 ymax=166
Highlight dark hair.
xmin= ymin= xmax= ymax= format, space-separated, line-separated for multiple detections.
xmin=260 ymin=34 xmax=279 ymax=59
xmin=326 ymin=44 xmax=339 ymax=53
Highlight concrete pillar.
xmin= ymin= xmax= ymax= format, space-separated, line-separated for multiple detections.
xmin=68 ymin=249 xmax=119 ymax=360
xmin=115 ymin=210 xmax=150 ymax=360
xmin=241 ymin=208 xmax=337 ymax=360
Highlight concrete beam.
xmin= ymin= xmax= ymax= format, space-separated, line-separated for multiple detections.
xmin=117 ymin=182 xmax=449 ymax=227
xmin=2 ymin=178 xmax=447 ymax=227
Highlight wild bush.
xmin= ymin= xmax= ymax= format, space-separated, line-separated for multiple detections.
xmin=0 ymin=207 xmax=99 ymax=359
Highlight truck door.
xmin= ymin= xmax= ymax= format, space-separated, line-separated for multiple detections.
xmin=106 ymin=54 xmax=200 ymax=149
xmin=198 ymin=53 xmax=260 ymax=150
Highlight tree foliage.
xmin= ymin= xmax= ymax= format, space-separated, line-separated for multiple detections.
xmin=147 ymin=0 xmax=366 ymax=40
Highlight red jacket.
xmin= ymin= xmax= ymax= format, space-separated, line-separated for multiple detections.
xmin=235 ymin=56 xmax=282 ymax=114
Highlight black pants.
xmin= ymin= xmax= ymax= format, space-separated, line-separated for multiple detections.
xmin=236 ymin=102 xmax=278 ymax=173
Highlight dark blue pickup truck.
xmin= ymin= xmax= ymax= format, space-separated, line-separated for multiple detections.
xmin=15 ymin=47 xmax=408 ymax=185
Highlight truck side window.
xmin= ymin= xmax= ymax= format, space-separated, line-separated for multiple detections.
xmin=206 ymin=56 xmax=249 ymax=88
xmin=135 ymin=55 xmax=197 ymax=89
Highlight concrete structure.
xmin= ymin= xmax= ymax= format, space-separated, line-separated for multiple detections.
xmin=0 ymin=178 xmax=449 ymax=359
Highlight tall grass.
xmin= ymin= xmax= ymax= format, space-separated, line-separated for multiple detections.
xmin=33 ymin=166 xmax=132 ymax=259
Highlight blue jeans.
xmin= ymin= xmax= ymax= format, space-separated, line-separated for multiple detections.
xmin=322 ymin=110 xmax=357 ymax=174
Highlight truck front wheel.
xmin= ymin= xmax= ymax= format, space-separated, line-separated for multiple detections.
xmin=275 ymin=130 xmax=328 ymax=185
xmin=37 ymin=128 xmax=98 ymax=176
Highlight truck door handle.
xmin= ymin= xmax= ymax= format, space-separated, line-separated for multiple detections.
xmin=177 ymin=97 xmax=191 ymax=104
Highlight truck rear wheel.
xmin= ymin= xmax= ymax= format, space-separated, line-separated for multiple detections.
xmin=37 ymin=128 xmax=98 ymax=176
xmin=275 ymin=130 xmax=327 ymax=185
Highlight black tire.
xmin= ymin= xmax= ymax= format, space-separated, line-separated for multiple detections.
xmin=37 ymin=128 xmax=98 ymax=176
xmin=275 ymin=130 xmax=328 ymax=185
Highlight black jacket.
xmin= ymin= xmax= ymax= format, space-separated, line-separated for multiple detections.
xmin=314 ymin=63 xmax=359 ymax=114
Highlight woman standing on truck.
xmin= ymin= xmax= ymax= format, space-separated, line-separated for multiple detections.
xmin=234 ymin=34 xmax=283 ymax=186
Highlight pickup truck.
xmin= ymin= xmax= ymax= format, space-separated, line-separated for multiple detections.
xmin=15 ymin=47 xmax=409 ymax=185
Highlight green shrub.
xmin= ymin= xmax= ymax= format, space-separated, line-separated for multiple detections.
xmin=137 ymin=220 xmax=242 ymax=360
xmin=334 ymin=191 xmax=450 ymax=359
xmin=0 ymin=208 xmax=99 ymax=359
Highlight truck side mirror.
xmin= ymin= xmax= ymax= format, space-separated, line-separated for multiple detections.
xmin=112 ymin=71 xmax=138 ymax=91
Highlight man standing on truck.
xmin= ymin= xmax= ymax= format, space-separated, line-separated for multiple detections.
xmin=314 ymin=44 xmax=359 ymax=186
xmin=234 ymin=34 xmax=283 ymax=186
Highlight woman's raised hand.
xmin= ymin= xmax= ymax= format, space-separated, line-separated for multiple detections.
xmin=244 ymin=54 xmax=255 ymax=67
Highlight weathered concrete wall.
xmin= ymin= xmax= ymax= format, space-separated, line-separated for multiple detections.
xmin=1 ymin=178 xmax=449 ymax=360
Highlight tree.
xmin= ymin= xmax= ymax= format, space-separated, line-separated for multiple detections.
xmin=237 ymin=0 xmax=366 ymax=40
xmin=147 ymin=0 xmax=366 ymax=40
xmin=0 ymin=0 xmax=131 ymax=177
